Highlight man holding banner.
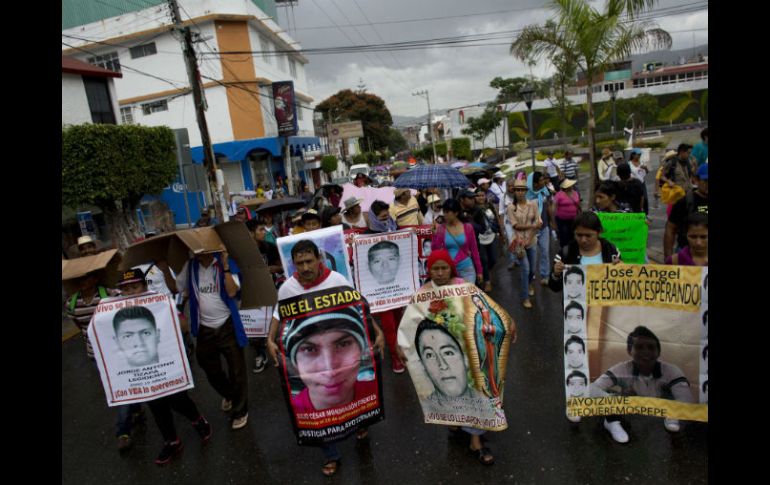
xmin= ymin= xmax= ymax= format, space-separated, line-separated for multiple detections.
xmin=267 ymin=239 xmax=385 ymax=477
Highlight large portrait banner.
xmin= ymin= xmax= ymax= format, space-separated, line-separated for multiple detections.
xmin=563 ymin=264 xmax=708 ymax=422
xmin=277 ymin=286 xmax=384 ymax=445
xmin=88 ymin=293 xmax=194 ymax=406
xmin=398 ymin=282 xmax=514 ymax=431
xmin=353 ymin=229 xmax=419 ymax=312
xmin=277 ymin=226 xmax=353 ymax=285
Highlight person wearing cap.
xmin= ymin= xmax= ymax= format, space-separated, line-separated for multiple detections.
xmin=301 ymin=209 xmax=322 ymax=232
xmin=664 ymin=163 xmax=708 ymax=259
xmin=553 ymin=178 xmax=582 ymax=248
xmin=266 ymin=239 xmax=384 ymax=477
xmin=458 ymin=188 xmax=478 ymax=223
xmin=508 ymin=177 xmax=541 ymax=308
xmin=233 ymin=206 xmax=252 ymax=223
xmin=475 ymin=178 xmax=496 ymax=206
xmin=176 ymin=246 xmax=250 ymax=431
xmin=77 ymin=235 xmax=98 ymax=256
xmin=526 ymin=172 xmax=556 ymax=286
xmin=341 ymin=197 xmax=368 ymax=228
xmin=544 ymin=151 xmax=564 ymax=191
xmin=598 ymin=147 xmax=618 ymax=182
xmin=390 ymin=188 xmax=424 ymax=227
xmin=111 ymin=268 xmax=212 ymax=462
xmin=490 ymin=172 xmax=506 ymax=212
xmin=423 ymin=194 xmax=443 ymax=225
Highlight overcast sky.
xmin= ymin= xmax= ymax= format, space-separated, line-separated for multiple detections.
xmin=273 ymin=0 xmax=708 ymax=117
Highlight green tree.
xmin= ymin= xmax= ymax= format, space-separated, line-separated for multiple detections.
xmin=490 ymin=76 xmax=550 ymax=104
xmin=617 ymin=93 xmax=660 ymax=135
xmin=461 ymin=107 xmax=504 ymax=148
xmin=510 ymin=0 xmax=671 ymax=200
xmin=451 ymin=138 xmax=472 ymax=160
xmin=321 ymin=155 xmax=338 ymax=174
xmin=317 ymin=89 xmax=394 ymax=150
xmin=62 ymin=124 xmax=177 ymax=250
xmin=387 ymin=128 xmax=408 ymax=153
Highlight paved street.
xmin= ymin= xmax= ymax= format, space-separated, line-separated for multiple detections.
xmin=63 ymin=130 xmax=707 ymax=483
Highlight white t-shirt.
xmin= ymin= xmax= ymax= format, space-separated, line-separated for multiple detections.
xmin=544 ymin=158 xmax=560 ymax=177
xmin=137 ymin=263 xmax=174 ymax=299
xmin=343 ymin=212 xmax=367 ymax=228
xmin=272 ymin=271 xmax=350 ymax=320
xmin=177 ymin=260 xmax=241 ymax=329
xmin=630 ymin=163 xmax=648 ymax=183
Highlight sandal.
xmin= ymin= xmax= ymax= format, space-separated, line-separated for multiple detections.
xmin=471 ymin=446 xmax=495 ymax=466
xmin=522 ymin=299 xmax=533 ymax=309
xmin=322 ymin=459 xmax=340 ymax=477
xmin=356 ymin=428 xmax=369 ymax=440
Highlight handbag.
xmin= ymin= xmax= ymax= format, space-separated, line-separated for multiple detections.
xmin=508 ymin=237 xmax=526 ymax=258
xmin=660 ymin=183 xmax=685 ymax=204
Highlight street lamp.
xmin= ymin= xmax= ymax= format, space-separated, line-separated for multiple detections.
xmin=519 ymin=84 xmax=536 ymax=170
xmin=412 ymin=89 xmax=438 ymax=163
xmin=609 ymin=86 xmax=617 ymax=136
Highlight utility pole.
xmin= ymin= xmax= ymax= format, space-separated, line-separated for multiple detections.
xmin=413 ymin=90 xmax=438 ymax=163
xmin=167 ymin=0 xmax=227 ymax=222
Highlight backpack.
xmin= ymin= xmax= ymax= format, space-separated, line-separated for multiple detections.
xmin=68 ymin=286 xmax=109 ymax=312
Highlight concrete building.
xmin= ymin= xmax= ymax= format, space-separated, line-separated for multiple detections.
xmin=62 ymin=55 xmax=122 ymax=126
xmin=62 ymin=0 xmax=320 ymax=225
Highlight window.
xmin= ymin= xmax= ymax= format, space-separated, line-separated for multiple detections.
xmin=289 ymin=58 xmax=297 ymax=78
xmin=83 ymin=76 xmax=116 ymax=124
xmin=129 ymin=42 xmax=157 ymax=59
xmin=141 ymin=99 xmax=168 ymax=115
xmin=120 ymin=106 xmax=134 ymax=125
xmin=260 ymin=35 xmax=271 ymax=64
xmin=87 ymin=51 xmax=121 ymax=73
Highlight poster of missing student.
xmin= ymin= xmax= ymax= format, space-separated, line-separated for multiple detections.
xmin=562 ymin=264 xmax=708 ymax=422
xmin=353 ymin=229 xmax=419 ymax=312
xmin=88 ymin=293 xmax=194 ymax=407
xmin=277 ymin=286 xmax=384 ymax=445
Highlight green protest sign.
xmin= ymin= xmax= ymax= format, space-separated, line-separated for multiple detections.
xmin=596 ymin=213 xmax=648 ymax=264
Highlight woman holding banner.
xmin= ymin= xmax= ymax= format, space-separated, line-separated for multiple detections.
xmin=367 ymin=199 xmax=406 ymax=373
xmin=431 ymin=199 xmax=483 ymax=286
xmin=398 ymin=249 xmax=516 ymax=466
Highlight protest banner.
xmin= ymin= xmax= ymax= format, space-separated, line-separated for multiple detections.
xmin=353 ymin=229 xmax=419 ymax=312
xmin=277 ymin=286 xmax=384 ymax=445
xmin=398 ymin=282 xmax=514 ymax=431
xmin=240 ymin=306 xmax=273 ymax=338
xmin=340 ymin=184 xmax=396 ymax=213
xmin=563 ymin=264 xmax=708 ymax=422
xmin=88 ymin=292 xmax=194 ymax=407
xmin=596 ymin=213 xmax=649 ymax=264
xmin=277 ymin=226 xmax=353 ymax=285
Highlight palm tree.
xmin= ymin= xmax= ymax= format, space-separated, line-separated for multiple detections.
xmin=510 ymin=0 xmax=671 ymax=200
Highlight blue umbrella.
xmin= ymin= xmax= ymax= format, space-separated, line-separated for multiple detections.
xmin=468 ymin=161 xmax=490 ymax=168
xmin=393 ymin=163 xmax=471 ymax=189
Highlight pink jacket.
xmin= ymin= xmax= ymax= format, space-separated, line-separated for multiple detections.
xmin=432 ymin=223 xmax=483 ymax=276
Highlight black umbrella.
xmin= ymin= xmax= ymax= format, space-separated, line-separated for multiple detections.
xmin=255 ymin=197 xmax=307 ymax=213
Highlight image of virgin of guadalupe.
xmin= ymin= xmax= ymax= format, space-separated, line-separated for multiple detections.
xmin=471 ymin=294 xmax=506 ymax=398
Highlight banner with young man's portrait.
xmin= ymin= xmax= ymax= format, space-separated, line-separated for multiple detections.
xmin=398 ymin=283 xmax=514 ymax=431
xmin=88 ymin=293 xmax=194 ymax=407
xmin=562 ymin=264 xmax=708 ymax=422
xmin=352 ymin=229 xmax=419 ymax=312
xmin=277 ymin=286 xmax=384 ymax=445
xmin=278 ymin=226 xmax=353 ymax=285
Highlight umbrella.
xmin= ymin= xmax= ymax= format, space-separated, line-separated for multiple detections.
xmin=468 ymin=162 xmax=490 ymax=168
xmin=451 ymin=161 xmax=467 ymax=168
xmin=255 ymin=197 xmax=307 ymax=214
xmin=393 ymin=164 xmax=471 ymax=189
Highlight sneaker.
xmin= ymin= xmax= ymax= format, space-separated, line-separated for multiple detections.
xmin=528 ymin=284 xmax=535 ymax=296
xmin=392 ymin=360 xmax=406 ymax=374
xmin=664 ymin=418 xmax=681 ymax=433
xmin=603 ymin=419 xmax=629 ymax=443
xmin=566 ymin=411 xmax=581 ymax=423
xmin=232 ymin=413 xmax=249 ymax=430
xmin=253 ymin=355 xmax=267 ymax=374
xmin=193 ymin=416 xmax=212 ymax=443
xmin=155 ymin=439 xmax=183 ymax=465
xmin=117 ymin=434 xmax=133 ymax=451
xmin=221 ymin=398 xmax=233 ymax=412
xmin=540 ymin=278 xmax=549 ymax=286
xmin=522 ymin=299 xmax=533 ymax=309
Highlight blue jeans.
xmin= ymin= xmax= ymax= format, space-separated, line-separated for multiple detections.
xmin=457 ymin=263 xmax=476 ymax=283
xmin=536 ymin=225 xmax=551 ymax=280
xmin=321 ymin=442 xmax=341 ymax=461
xmin=517 ymin=245 xmax=537 ymax=300
xmin=504 ymin=223 xmax=516 ymax=265
xmin=116 ymin=403 xmax=142 ymax=437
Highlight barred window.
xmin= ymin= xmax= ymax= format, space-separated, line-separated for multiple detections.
xmin=129 ymin=42 xmax=157 ymax=59
xmin=141 ymin=99 xmax=168 ymax=115
xmin=87 ymin=51 xmax=121 ymax=73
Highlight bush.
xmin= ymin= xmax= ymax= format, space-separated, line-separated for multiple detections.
xmin=352 ymin=153 xmax=367 ymax=165
xmin=321 ymin=155 xmax=338 ymax=174
xmin=451 ymin=138 xmax=472 ymax=160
